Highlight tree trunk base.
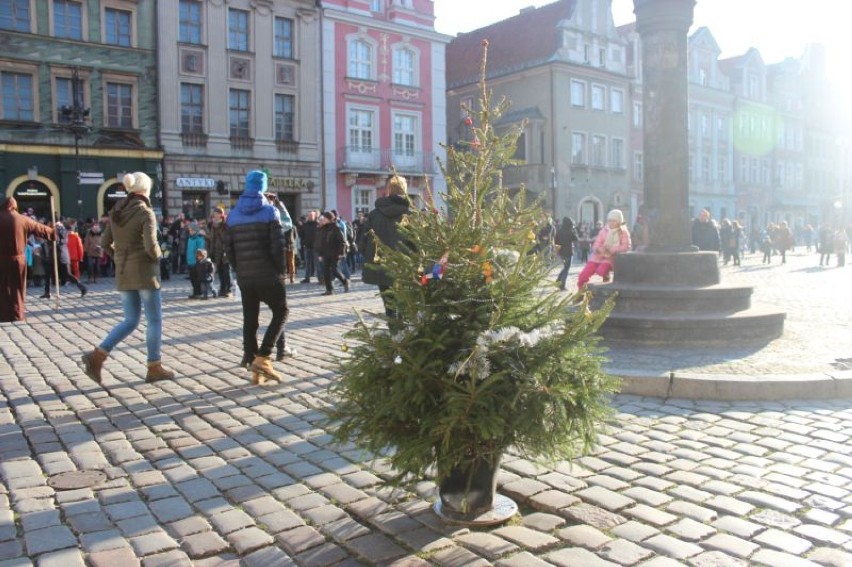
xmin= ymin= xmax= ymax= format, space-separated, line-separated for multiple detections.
xmin=433 ymin=493 xmax=518 ymax=526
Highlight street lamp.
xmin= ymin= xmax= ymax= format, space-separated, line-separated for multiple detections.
xmin=60 ymin=67 xmax=90 ymax=219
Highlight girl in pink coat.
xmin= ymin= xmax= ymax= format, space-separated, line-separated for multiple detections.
xmin=577 ymin=209 xmax=632 ymax=290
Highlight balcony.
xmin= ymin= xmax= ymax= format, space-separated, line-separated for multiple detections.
xmin=276 ymin=139 xmax=299 ymax=154
xmin=340 ymin=146 xmax=436 ymax=175
xmin=229 ymin=136 xmax=254 ymax=150
xmin=181 ymin=131 xmax=208 ymax=148
xmin=501 ymin=164 xmax=552 ymax=190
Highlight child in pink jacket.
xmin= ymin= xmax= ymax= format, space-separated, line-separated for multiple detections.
xmin=577 ymin=209 xmax=632 ymax=290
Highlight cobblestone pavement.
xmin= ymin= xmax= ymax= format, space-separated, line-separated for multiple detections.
xmin=0 ymin=249 xmax=850 ymax=566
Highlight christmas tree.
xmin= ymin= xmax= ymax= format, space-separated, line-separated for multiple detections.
xmin=328 ymin=41 xmax=618 ymax=501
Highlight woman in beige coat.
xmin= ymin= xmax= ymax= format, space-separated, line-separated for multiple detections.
xmin=81 ymin=172 xmax=174 ymax=383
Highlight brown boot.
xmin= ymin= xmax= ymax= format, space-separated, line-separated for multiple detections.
xmin=81 ymin=347 xmax=108 ymax=383
xmin=146 ymin=361 xmax=175 ymax=383
xmin=250 ymin=355 xmax=281 ymax=385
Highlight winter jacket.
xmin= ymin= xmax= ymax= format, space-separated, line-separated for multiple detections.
xmin=67 ymin=231 xmax=84 ymax=263
xmin=692 ymin=219 xmax=721 ymax=252
xmin=360 ymin=195 xmax=411 ymax=287
xmin=101 ymin=193 xmax=162 ymax=291
xmin=314 ymin=222 xmax=346 ymax=262
xmin=225 ymin=192 xmax=287 ymax=288
xmin=186 ymin=233 xmax=206 ymax=267
xmin=554 ymin=221 xmax=579 ymax=259
xmin=84 ymin=231 xmax=102 ymax=258
xmin=589 ymin=225 xmax=632 ymax=264
xmin=207 ymin=221 xmax=229 ymax=265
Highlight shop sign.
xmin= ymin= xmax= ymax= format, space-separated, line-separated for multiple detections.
xmin=176 ymin=177 xmax=216 ymax=188
xmin=268 ymin=177 xmax=313 ymax=192
xmin=16 ymin=187 xmax=49 ymax=198
xmin=79 ymin=172 xmax=105 ymax=185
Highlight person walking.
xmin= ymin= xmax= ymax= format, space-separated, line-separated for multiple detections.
xmin=691 ymin=208 xmax=721 ymax=253
xmin=225 ymin=170 xmax=291 ymax=385
xmin=84 ymin=223 xmax=102 ymax=283
xmin=54 ymin=221 xmax=87 ymax=296
xmin=554 ymin=216 xmax=579 ymax=291
xmin=360 ymin=174 xmax=411 ymax=318
xmin=81 ymin=172 xmax=175 ymax=383
xmin=299 ymin=211 xmax=319 ymax=283
xmin=0 ymin=196 xmax=54 ymax=322
xmin=315 ymin=212 xmax=349 ymax=296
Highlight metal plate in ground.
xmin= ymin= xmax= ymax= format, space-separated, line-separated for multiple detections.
xmin=47 ymin=471 xmax=107 ymax=490
xmin=433 ymin=494 xmax=518 ymax=526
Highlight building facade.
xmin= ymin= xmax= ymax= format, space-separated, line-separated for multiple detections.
xmin=157 ymin=0 xmax=322 ymax=221
xmin=1 ymin=0 xmax=161 ymax=221
xmin=446 ymin=0 xmax=631 ymax=226
xmin=320 ymin=0 xmax=449 ymax=219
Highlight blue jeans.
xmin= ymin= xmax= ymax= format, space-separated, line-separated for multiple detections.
xmin=100 ymin=289 xmax=162 ymax=362
xmin=303 ymin=249 xmax=316 ymax=280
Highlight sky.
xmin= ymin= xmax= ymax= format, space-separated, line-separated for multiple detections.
xmin=433 ymin=0 xmax=851 ymax=97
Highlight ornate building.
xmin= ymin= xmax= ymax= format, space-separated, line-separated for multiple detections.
xmin=157 ymin=0 xmax=322 ymax=220
xmin=1 ymin=0 xmax=160 ymax=220
xmin=320 ymin=0 xmax=449 ymax=218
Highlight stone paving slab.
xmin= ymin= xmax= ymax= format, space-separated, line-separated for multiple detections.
xmin=0 ymin=252 xmax=849 ymax=565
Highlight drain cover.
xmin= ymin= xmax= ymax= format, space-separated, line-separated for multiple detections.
xmin=47 ymin=471 xmax=107 ymax=490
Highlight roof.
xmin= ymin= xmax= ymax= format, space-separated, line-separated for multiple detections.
xmin=446 ymin=0 xmax=577 ymax=88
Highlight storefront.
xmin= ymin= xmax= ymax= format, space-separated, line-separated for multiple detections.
xmin=12 ymin=180 xmax=55 ymax=220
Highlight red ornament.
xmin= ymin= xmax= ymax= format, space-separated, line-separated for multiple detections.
xmin=464 ymin=116 xmax=473 ymax=127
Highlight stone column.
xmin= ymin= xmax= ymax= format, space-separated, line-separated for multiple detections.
xmin=634 ymin=0 xmax=695 ymax=252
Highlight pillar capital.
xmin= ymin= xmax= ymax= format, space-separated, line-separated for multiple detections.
xmin=634 ymin=0 xmax=696 ymax=36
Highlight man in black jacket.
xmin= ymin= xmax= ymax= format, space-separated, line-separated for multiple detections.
xmin=299 ymin=211 xmax=319 ymax=283
xmin=692 ymin=208 xmax=721 ymax=252
xmin=225 ymin=170 xmax=291 ymax=384
xmin=360 ymin=174 xmax=411 ymax=318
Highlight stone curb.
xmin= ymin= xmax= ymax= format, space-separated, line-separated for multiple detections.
xmin=608 ymin=367 xmax=852 ymax=401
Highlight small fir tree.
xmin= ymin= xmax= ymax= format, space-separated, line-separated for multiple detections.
xmin=328 ymin=41 xmax=618 ymax=497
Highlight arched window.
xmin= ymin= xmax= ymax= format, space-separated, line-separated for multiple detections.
xmin=348 ymin=39 xmax=373 ymax=80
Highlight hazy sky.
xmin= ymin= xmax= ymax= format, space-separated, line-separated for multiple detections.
xmin=434 ymin=0 xmax=850 ymax=94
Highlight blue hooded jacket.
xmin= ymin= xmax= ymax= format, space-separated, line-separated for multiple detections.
xmin=224 ymin=171 xmax=287 ymax=287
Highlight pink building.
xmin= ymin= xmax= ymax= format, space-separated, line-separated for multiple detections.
xmin=320 ymin=0 xmax=449 ymax=219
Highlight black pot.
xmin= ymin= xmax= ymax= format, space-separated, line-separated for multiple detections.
xmin=438 ymin=455 xmax=501 ymax=519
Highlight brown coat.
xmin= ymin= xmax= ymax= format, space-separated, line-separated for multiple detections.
xmin=101 ymin=194 xmax=161 ymax=291
xmin=0 ymin=198 xmax=54 ymax=321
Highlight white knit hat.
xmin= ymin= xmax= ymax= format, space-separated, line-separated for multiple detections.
xmin=123 ymin=172 xmax=152 ymax=197
xmin=607 ymin=209 xmax=624 ymax=224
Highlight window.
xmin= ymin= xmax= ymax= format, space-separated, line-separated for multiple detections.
xmin=353 ymin=187 xmax=374 ymax=216
xmin=571 ymin=132 xmax=586 ymax=165
xmin=393 ymin=47 xmax=415 ymax=86
xmin=718 ymin=156 xmax=727 ymax=183
xmin=349 ymin=39 xmax=373 ymax=80
xmin=701 ymin=154 xmax=710 ymax=182
xmin=611 ymin=138 xmax=624 ymax=169
xmin=106 ymin=82 xmax=132 ymax=128
xmin=0 ymin=0 xmax=30 ymax=31
xmin=228 ymin=8 xmax=249 ymax=51
xmin=591 ymin=134 xmax=606 ymax=166
xmin=180 ymin=83 xmax=203 ymax=134
xmin=634 ymin=152 xmax=643 ymax=181
xmin=179 ymin=0 xmax=201 ymax=44
xmin=717 ymin=116 xmax=726 ymax=140
xmin=1 ymin=71 xmax=34 ymax=120
xmin=229 ymin=88 xmax=250 ymax=138
xmin=599 ymin=47 xmax=606 ymax=67
xmin=459 ymin=96 xmax=473 ymax=119
xmin=698 ymin=67 xmax=707 ymax=86
xmin=393 ymin=113 xmax=416 ymax=158
xmin=105 ymin=8 xmax=131 ymax=46
xmin=54 ymin=0 xmax=82 ymax=40
xmin=348 ymin=109 xmax=373 ymax=152
xmin=570 ymin=80 xmax=585 ymax=107
xmin=701 ymin=113 xmax=709 ymax=138
xmin=370 ymin=0 xmax=383 ymax=12
xmin=274 ymin=17 xmax=293 ymax=59
xmin=591 ymin=84 xmax=605 ymax=111
xmin=610 ymin=89 xmax=623 ymax=114
xmin=633 ymin=101 xmax=642 ymax=128
xmin=274 ymin=93 xmax=294 ymax=141
xmin=55 ymin=76 xmax=72 ymax=123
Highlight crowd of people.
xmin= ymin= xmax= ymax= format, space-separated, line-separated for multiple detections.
xmin=4 ymin=176 xmax=851 ymax=385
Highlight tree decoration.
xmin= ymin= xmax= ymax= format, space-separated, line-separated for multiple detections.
xmin=327 ymin=40 xmax=617 ymax=521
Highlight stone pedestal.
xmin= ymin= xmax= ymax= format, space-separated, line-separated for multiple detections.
xmin=589 ymin=253 xmax=785 ymax=345
xmin=595 ymin=0 xmax=786 ymax=345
